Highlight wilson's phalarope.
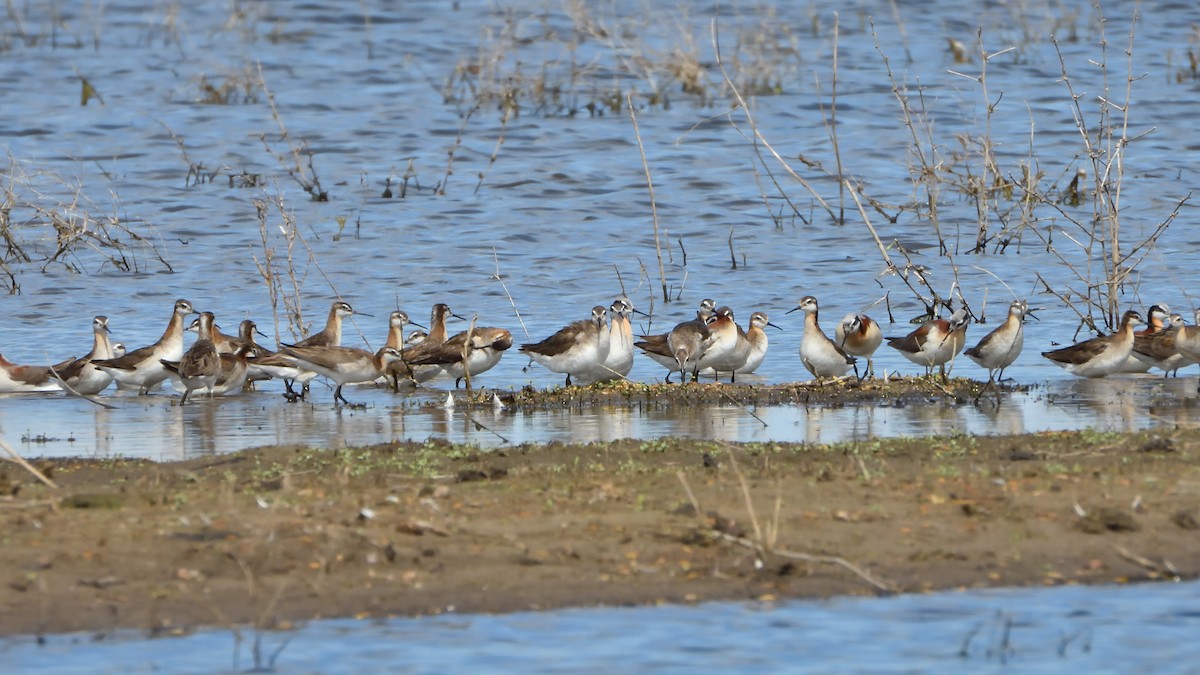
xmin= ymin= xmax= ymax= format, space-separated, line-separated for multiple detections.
xmin=0 ymin=354 xmax=60 ymax=393
xmin=887 ymin=307 xmax=970 ymax=379
xmin=696 ymin=306 xmax=748 ymax=381
xmin=593 ymin=297 xmax=641 ymax=383
xmin=636 ymin=314 xmax=713 ymax=383
xmin=111 ymin=343 xmax=126 ymax=358
xmin=93 ymin=298 xmax=195 ymax=394
xmin=1132 ymin=312 xmax=1193 ymax=376
xmin=405 ymin=330 xmax=428 ymax=346
xmin=1042 ymin=310 xmax=1144 ymax=378
xmin=520 ymin=306 xmax=610 ymax=386
xmin=964 ymin=299 xmax=1027 ymax=382
xmin=1115 ymin=304 xmax=1169 ymax=374
xmin=1169 ymin=310 xmax=1200 ymax=385
xmin=50 ymin=315 xmax=116 ymax=395
xmin=735 ymin=311 xmax=780 ymax=375
xmin=789 ymin=296 xmax=855 ymax=379
xmin=161 ymin=311 xmax=221 ymax=404
xmin=407 ymin=326 xmax=513 ymax=388
xmin=382 ymin=310 xmax=421 ymax=388
xmin=835 ymin=312 xmax=883 ymax=379
xmin=287 ymin=300 xmax=362 ymax=348
xmin=400 ymin=304 xmax=464 ymax=384
xmin=280 ymin=345 xmax=404 ymax=406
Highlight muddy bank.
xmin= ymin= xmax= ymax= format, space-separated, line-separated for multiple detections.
xmin=1 ymin=426 xmax=1197 ymax=638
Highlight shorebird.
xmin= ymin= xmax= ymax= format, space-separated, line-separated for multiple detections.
xmin=1132 ymin=312 xmax=1194 ymax=377
xmin=407 ymin=327 xmax=513 ymax=388
xmin=0 ymin=354 xmax=60 ymax=393
xmin=964 ymin=299 xmax=1027 ymax=383
xmin=887 ymin=307 xmax=970 ymax=379
xmin=161 ymin=311 xmax=221 ymax=404
xmin=170 ymin=344 xmax=258 ymax=397
xmin=280 ymin=345 xmax=404 ymax=406
xmin=93 ymin=298 xmax=194 ymax=394
xmin=636 ymin=315 xmax=712 ymax=383
xmin=594 ymin=297 xmax=638 ymax=383
xmin=789 ymin=296 xmax=855 ymax=379
xmin=1042 ymin=310 xmax=1144 ymax=378
xmin=405 ymin=330 xmax=428 ymax=346
xmin=400 ymin=303 xmax=464 ymax=384
xmin=1170 ymin=310 xmax=1200 ymax=385
xmin=287 ymin=300 xmax=363 ymax=348
xmin=1114 ymin=304 xmax=1169 ymax=374
xmin=49 ymin=315 xmax=116 ymax=395
xmin=520 ymin=306 xmax=610 ymax=386
xmin=734 ymin=311 xmax=780 ymax=375
xmin=696 ymin=306 xmax=748 ymax=381
xmin=382 ymin=310 xmax=424 ymax=388
xmin=835 ymin=312 xmax=883 ymax=379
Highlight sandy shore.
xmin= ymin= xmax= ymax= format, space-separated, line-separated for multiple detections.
xmin=1 ymin=384 xmax=1196 ymax=638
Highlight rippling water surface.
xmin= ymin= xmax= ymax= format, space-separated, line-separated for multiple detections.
xmin=2 ymin=0 xmax=1198 ymax=667
xmin=6 ymin=580 xmax=1199 ymax=673
xmin=2 ymin=1 xmax=1199 ymax=456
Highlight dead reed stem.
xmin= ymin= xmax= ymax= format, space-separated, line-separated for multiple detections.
xmin=626 ymin=93 xmax=669 ymax=304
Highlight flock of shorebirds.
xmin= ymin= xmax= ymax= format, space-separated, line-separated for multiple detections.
xmin=0 ymin=295 xmax=1195 ymax=405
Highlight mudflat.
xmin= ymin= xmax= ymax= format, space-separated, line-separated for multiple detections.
xmin=1 ymin=383 xmax=1197 ymax=638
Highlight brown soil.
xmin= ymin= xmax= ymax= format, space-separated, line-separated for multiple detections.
xmin=2 ymin=422 xmax=1198 ymax=638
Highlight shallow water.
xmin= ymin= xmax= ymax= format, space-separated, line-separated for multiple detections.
xmin=5 ymin=580 xmax=1198 ymax=673
xmin=2 ymin=1 xmax=1199 ymax=456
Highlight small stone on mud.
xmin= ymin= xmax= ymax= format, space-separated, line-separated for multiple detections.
xmin=1137 ymin=437 xmax=1175 ymax=453
xmin=1077 ymin=507 xmax=1141 ymax=534
xmin=671 ymin=502 xmax=697 ymax=517
xmin=1171 ymin=510 xmax=1199 ymax=531
xmin=1004 ymin=445 xmax=1038 ymax=461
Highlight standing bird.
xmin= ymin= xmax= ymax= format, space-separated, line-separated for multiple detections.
xmin=1042 ymin=310 xmax=1144 ymax=378
xmin=400 ymin=303 xmax=464 ymax=384
xmin=94 ymin=299 xmax=195 ymax=394
xmin=49 ymin=315 xmax=117 ymax=395
xmin=520 ymin=306 xmax=610 ymax=387
xmin=735 ymin=311 xmax=781 ymax=375
xmin=887 ymin=307 xmax=970 ymax=379
xmin=407 ymin=326 xmax=513 ymax=388
xmin=287 ymin=300 xmax=365 ymax=348
xmin=964 ymin=299 xmax=1028 ymax=383
xmin=789 ymin=296 xmax=855 ymax=379
xmin=636 ymin=315 xmax=712 ymax=383
xmin=161 ymin=311 xmax=221 ymax=404
xmin=1132 ymin=313 xmax=1194 ymax=376
xmin=835 ymin=313 xmax=883 ymax=379
xmin=280 ymin=345 xmax=404 ymax=406
xmin=594 ymin=297 xmax=639 ymax=383
xmin=696 ymin=306 xmax=749 ymax=381
xmin=1169 ymin=310 xmax=1200 ymax=386
xmin=381 ymin=310 xmax=425 ymax=388
xmin=1114 ymin=304 xmax=1170 ymax=374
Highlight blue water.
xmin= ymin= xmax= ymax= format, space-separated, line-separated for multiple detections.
xmin=4 ymin=580 xmax=1197 ymax=673
xmin=3 ymin=0 xmax=1200 ymax=669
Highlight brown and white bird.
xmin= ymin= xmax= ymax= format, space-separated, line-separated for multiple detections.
xmin=161 ymin=311 xmax=221 ymax=404
xmin=286 ymin=300 xmax=364 ymax=348
xmin=790 ymin=296 xmax=855 ymax=379
xmin=1042 ymin=310 xmax=1144 ymax=378
xmin=1169 ymin=310 xmax=1200 ymax=385
xmin=1133 ymin=312 xmax=1194 ymax=377
xmin=280 ymin=344 xmax=404 ymax=406
xmin=594 ymin=297 xmax=638 ymax=383
xmin=400 ymin=303 xmax=464 ymax=384
xmin=964 ymin=299 xmax=1027 ymax=382
xmin=835 ymin=312 xmax=883 ymax=379
xmin=887 ymin=307 xmax=970 ymax=379
xmin=1114 ymin=304 xmax=1170 ymax=374
xmin=520 ymin=306 xmax=610 ymax=387
xmin=636 ymin=315 xmax=713 ymax=383
xmin=407 ymin=326 xmax=513 ymax=388
xmin=735 ymin=311 xmax=780 ymax=375
xmin=49 ymin=315 xmax=117 ymax=395
xmin=94 ymin=299 xmax=195 ymax=394
xmin=696 ymin=306 xmax=749 ymax=381
xmin=0 ymin=354 xmax=60 ymax=393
